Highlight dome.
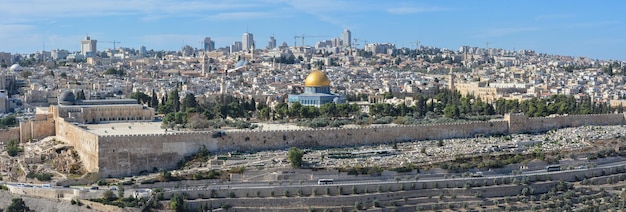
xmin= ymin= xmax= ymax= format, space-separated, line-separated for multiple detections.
xmin=9 ymin=64 xmax=22 ymax=72
xmin=304 ymin=70 xmax=331 ymax=87
xmin=235 ymin=60 xmax=250 ymax=68
xmin=58 ymin=90 xmax=76 ymax=105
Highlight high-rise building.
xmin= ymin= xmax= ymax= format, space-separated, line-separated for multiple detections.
xmin=51 ymin=49 xmax=69 ymax=60
xmin=0 ymin=52 xmax=12 ymax=65
xmin=139 ymin=46 xmax=147 ymax=57
xmin=242 ymin=33 xmax=254 ymax=51
xmin=80 ymin=36 xmax=97 ymax=58
xmin=267 ymin=36 xmax=276 ymax=49
xmin=342 ymin=29 xmax=351 ymax=48
xmin=364 ymin=43 xmax=396 ymax=55
xmin=181 ymin=45 xmax=194 ymax=57
xmin=230 ymin=41 xmax=242 ymax=54
xmin=203 ymin=37 xmax=215 ymax=52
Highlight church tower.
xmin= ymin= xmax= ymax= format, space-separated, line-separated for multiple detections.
xmin=448 ymin=67 xmax=455 ymax=91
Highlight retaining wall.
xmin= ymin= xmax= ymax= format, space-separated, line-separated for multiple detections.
xmin=55 ymin=118 xmax=100 ymax=172
xmin=0 ymin=127 xmax=20 ymax=144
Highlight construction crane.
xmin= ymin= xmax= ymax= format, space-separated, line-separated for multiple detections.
xmin=102 ymin=40 xmax=121 ymax=51
xmin=293 ymin=34 xmax=329 ymax=47
xmin=485 ymin=41 xmax=494 ymax=49
xmin=349 ymin=38 xmax=360 ymax=56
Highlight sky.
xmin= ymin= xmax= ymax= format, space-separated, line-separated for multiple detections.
xmin=0 ymin=0 xmax=624 ymax=60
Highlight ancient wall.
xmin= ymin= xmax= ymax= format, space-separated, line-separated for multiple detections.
xmin=96 ymin=121 xmax=509 ymax=177
xmin=506 ymin=113 xmax=625 ymax=134
xmin=55 ymin=117 xmax=100 ymax=172
xmin=62 ymin=113 xmax=626 ymax=177
xmin=6 ymin=185 xmax=76 ymax=199
xmin=19 ymin=119 xmax=55 ymax=143
xmin=97 ymin=132 xmax=219 ymax=177
xmin=0 ymin=127 xmax=20 ymax=144
xmin=217 ymin=120 xmax=509 ymax=153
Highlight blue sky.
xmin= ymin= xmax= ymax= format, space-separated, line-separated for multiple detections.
xmin=0 ymin=0 xmax=624 ymax=60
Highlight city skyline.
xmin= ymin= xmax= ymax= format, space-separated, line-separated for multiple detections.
xmin=0 ymin=0 xmax=625 ymax=60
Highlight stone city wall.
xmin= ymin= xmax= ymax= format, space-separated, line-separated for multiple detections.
xmin=171 ymin=181 xmax=559 ymax=211
xmin=6 ymin=185 xmax=77 ymax=199
xmin=506 ymin=113 xmax=625 ymax=134
xmin=55 ymin=117 xmax=100 ymax=172
xmin=0 ymin=127 xmax=20 ymax=144
xmin=97 ymin=121 xmax=509 ymax=177
xmin=19 ymin=119 xmax=55 ymax=143
xmin=65 ymin=113 xmax=626 ymax=177
xmin=216 ymin=120 xmax=509 ymax=153
xmin=97 ymin=132 xmax=219 ymax=177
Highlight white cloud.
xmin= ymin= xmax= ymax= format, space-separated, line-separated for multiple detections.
xmin=0 ymin=0 xmax=261 ymax=23
xmin=564 ymin=21 xmax=620 ymax=29
xmin=0 ymin=24 xmax=34 ymax=37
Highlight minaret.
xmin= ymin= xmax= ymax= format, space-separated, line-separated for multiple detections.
xmin=220 ymin=77 xmax=227 ymax=94
xmin=448 ymin=67 xmax=455 ymax=91
xmin=250 ymin=41 xmax=255 ymax=61
xmin=201 ymin=52 xmax=209 ymax=75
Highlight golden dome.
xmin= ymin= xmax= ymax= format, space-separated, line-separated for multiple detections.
xmin=304 ymin=70 xmax=331 ymax=87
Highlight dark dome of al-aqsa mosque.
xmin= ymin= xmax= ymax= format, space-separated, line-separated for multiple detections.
xmin=58 ymin=90 xmax=76 ymax=105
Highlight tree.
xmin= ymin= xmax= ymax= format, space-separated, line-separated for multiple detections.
xmin=103 ymin=67 xmax=125 ymax=76
xmin=288 ymin=102 xmax=302 ymax=118
xmin=150 ymin=90 xmax=159 ymax=108
xmin=383 ymin=92 xmax=394 ymax=99
xmin=443 ymin=105 xmax=459 ymax=118
xmin=249 ymin=98 xmax=257 ymax=111
xmin=258 ymin=107 xmax=270 ymax=121
xmin=7 ymin=198 xmax=30 ymax=212
xmin=117 ymin=185 xmax=124 ymax=199
xmin=170 ymin=192 xmax=185 ymax=212
xmin=274 ymin=102 xmax=289 ymax=119
xmin=102 ymin=190 xmax=117 ymax=201
xmin=158 ymin=90 xmax=180 ymax=114
xmin=287 ymin=147 xmax=304 ymax=168
xmin=130 ymin=91 xmax=150 ymax=105
xmin=182 ymin=93 xmax=198 ymax=112
xmin=6 ymin=139 xmax=21 ymax=157
xmin=168 ymin=88 xmax=181 ymax=112
xmin=0 ymin=114 xmax=17 ymax=128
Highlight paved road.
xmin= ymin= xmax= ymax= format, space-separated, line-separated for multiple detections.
xmin=4 ymin=158 xmax=626 ymax=197
xmin=164 ymin=159 xmax=626 ymax=192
